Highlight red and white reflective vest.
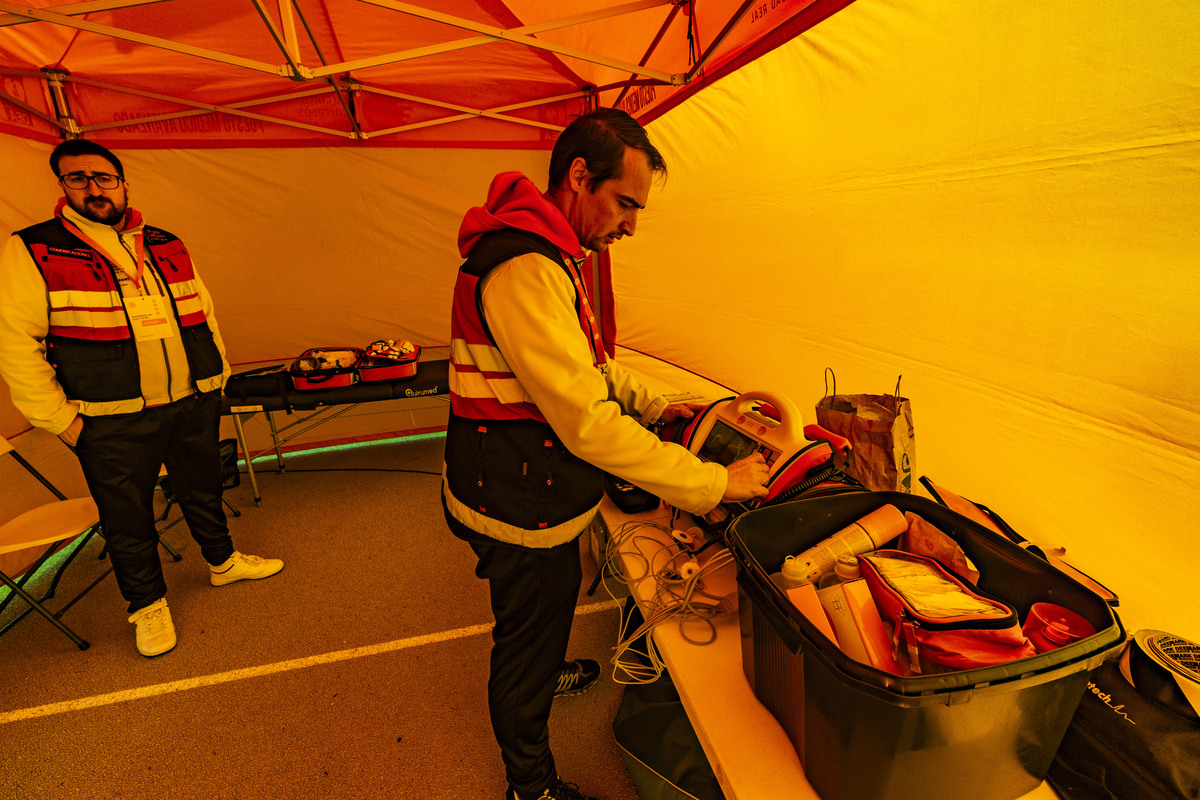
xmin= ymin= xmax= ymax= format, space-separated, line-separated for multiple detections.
xmin=17 ymin=218 xmax=224 ymax=405
xmin=449 ymin=228 xmax=607 ymax=421
xmin=443 ymin=229 xmax=608 ymax=544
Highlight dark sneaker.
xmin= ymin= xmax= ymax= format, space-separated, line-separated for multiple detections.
xmin=553 ymin=659 xmax=600 ymax=698
xmin=511 ymin=778 xmax=600 ymax=800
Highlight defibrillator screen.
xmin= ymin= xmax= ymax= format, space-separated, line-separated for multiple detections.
xmin=697 ymin=420 xmax=762 ymax=466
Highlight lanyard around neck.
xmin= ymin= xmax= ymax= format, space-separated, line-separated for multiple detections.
xmin=563 ymin=254 xmax=607 ymax=367
xmin=61 ymin=216 xmax=145 ymax=291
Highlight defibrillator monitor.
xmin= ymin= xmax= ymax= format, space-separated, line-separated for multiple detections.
xmin=688 ymin=391 xmax=805 ymax=474
xmin=668 ymin=391 xmax=802 ymax=524
xmin=696 ymin=419 xmax=759 ymax=465
xmin=664 ymin=390 xmax=848 ymax=525
xmin=657 ymin=391 xmax=854 ymax=527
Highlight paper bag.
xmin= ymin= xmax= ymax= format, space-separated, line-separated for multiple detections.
xmin=816 ymin=370 xmax=915 ymax=492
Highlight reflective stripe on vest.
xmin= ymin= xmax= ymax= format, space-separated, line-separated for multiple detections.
xmin=449 ymin=247 xmax=606 ymax=422
xmin=441 ymin=468 xmax=600 ymax=548
xmin=25 ymin=223 xmax=211 ymax=341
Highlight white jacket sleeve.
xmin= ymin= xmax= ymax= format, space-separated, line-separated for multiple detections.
xmin=189 ymin=259 xmax=232 ymax=386
xmin=0 ymin=234 xmax=79 ymax=434
xmin=481 ymin=253 xmax=726 ymax=515
xmin=602 ymin=357 xmax=670 ymax=425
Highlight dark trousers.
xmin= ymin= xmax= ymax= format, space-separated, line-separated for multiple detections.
xmin=444 ymin=505 xmax=582 ymax=799
xmin=75 ymin=391 xmax=233 ymax=613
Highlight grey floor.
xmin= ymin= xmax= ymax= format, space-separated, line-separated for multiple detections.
xmin=0 ymin=435 xmax=642 ymax=800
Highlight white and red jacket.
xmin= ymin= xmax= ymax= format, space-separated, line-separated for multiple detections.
xmin=443 ymin=171 xmax=724 ymax=548
xmin=0 ymin=202 xmax=228 ymax=433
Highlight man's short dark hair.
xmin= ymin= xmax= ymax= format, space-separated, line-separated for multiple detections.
xmin=50 ymin=139 xmax=124 ymax=178
xmin=548 ymin=107 xmax=666 ymax=191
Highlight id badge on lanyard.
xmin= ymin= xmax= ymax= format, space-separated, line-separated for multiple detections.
xmin=118 ymin=245 xmax=175 ymax=343
xmin=124 ymin=293 xmax=175 ymax=342
xmin=66 ymin=221 xmax=175 ymax=343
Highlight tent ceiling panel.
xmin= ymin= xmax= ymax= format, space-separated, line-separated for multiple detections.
xmin=0 ymin=0 xmax=854 ymax=146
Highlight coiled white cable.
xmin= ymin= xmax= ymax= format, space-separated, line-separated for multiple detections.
xmin=601 ymin=518 xmax=737 ymax=685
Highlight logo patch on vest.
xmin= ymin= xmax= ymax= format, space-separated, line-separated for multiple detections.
xmin=143 ymin=228 xmax=174 ymax=244
xmin=45 ymin=246 xmax=94 ymax=260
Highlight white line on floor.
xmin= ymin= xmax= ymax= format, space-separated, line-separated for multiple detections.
xmin=0 ymin=598 xmax=619 ymax=726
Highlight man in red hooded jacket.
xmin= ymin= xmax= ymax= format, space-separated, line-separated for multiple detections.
xmin=442 ymin=109 xmax=769 ymax=800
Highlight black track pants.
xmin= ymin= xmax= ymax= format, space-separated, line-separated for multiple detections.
xmin=444 ymin=505 xmax=582 ymax=799
xmin=75 ymin=391 xmax=233 ymax=612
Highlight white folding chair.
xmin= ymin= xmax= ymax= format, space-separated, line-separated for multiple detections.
xmin=0 ymin=436 xmax=103 ymax=650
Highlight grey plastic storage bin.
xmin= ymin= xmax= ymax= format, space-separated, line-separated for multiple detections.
xmin=726 ymin=492 xmax=1124 ymax=800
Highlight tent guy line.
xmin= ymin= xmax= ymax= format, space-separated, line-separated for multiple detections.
xmin=0 ymin=598 xmax=619 ymax=726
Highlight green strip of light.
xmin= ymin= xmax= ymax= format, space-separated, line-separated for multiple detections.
xmin=241 ymin=430 xmax=445 ymax=466
xmin=0 ymin=537 xmax=87 ymax=608
xmin=5 ymin=433 xmax=445 ymax=605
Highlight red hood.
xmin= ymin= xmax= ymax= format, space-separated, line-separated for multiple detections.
xmin=458 ymin=171 xmax=583 ymax=260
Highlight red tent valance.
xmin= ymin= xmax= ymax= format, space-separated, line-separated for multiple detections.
xmin=0 ymin=0 xmax=853 ymax=147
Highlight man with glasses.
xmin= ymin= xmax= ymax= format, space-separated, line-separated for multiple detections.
xmin=0 ymin=139 xmax=283 ymax=657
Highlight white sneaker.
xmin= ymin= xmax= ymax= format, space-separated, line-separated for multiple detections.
xmin=128 ymin=598 xmax=176 ymax=657
xmin=210 ymin=551 xmax=284 ymax=586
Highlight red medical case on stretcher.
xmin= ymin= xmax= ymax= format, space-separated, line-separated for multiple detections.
xmin=355 ymin=339 xmax=420 ymax=382
xmin=289 ymin=347 xmax=362 ymax=390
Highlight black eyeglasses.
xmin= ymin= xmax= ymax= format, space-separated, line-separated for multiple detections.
xmin=59 ymin=173 xmax=123 ymax=190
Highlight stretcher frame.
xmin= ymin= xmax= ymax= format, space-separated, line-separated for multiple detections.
xmin=222 ymin=358 xmax=450 ymax=504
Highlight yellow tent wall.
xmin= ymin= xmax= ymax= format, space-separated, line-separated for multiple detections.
xmin=622 ymin=0 xmax=1200 ymax=641
xmin=3 ymin=0 xmax=1197 ymax=642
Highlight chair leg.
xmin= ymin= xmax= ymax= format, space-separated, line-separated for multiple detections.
xmin=222 ymin=496 xmax=242 ymax=518
xmin=0 ymin=570 xmax=90 ymax=650
xmin=155 ymin=496 xmax=176 ymax=523
xmin=0 ymin=530 xmax=97 ymax=618
xmin=158 ymin=534 xmax=183 ymax=562
xmin=36 ymin=529 xmax=100 ymax=605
